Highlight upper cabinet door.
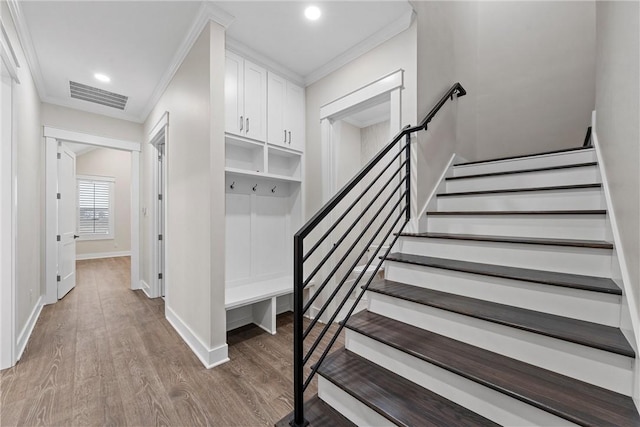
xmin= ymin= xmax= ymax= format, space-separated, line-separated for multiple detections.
xmin=243 ymin=60 xmax=267 ymax=142
xmin=225 ymin=51 xmax=244 ymax=137
xmin=267 ymin=73 xmax=287 ymax=147
xmin=285 ymin=82 xmax=305 ymax=152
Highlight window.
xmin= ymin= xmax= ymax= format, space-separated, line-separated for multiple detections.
xmin=77 ymin=175 xmax=114 ymax=240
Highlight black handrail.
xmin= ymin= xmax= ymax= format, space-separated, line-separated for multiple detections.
xmin=290 ymin=82 xmax=466 ymax=427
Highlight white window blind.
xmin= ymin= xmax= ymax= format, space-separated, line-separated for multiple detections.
xmin=77 ymin=176 xmax=114 ymax=239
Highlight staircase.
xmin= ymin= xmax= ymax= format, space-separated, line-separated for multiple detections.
xmin=278 ymin=144 xmax=640 ymax=426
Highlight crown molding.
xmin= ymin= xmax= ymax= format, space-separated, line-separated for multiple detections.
xmin=140 ymin=1 xmax=236 ymax=123
xmin=225 ymin=37 xmax=305 ymax=87
xmin=304 ymin=9 xmax=415 ymax=87
xmin=6 ymin=0 xmax=46 ymax=97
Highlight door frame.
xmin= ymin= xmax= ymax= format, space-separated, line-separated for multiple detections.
xmin=44 ymin=127 xmax=141 ymax=304
xmin=319 ymin=69 xmax=404 ymax=201
xmin=147 ymin=112 xmax=168 ymax=299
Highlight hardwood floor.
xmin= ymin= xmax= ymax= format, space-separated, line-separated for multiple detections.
xmin=0 ymin=257 xmax=342 ymax=426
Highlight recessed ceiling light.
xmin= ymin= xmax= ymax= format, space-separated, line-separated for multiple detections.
xmin=94 ymin=73 xmax=110 ymax=83
xmin=304 ymin=5 xmax=321 ymax=21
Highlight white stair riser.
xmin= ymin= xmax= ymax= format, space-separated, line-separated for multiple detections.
xmin=437 ymin=188 xmax=604 ymax=212
xmin=385 ymin=262 xmax=621 ymax=327
xmin=345 ymin=331 xmax=579 ymax=427
xmin=426 ymin=214 xmax=608 ymax=240
xmin=447 ymin=166 xmax=600 ymax=193
xmin=399 ymin=237 xmax=612 ymax=276
xmin=453 ymin=149 xmax=597 ymax=177
xmin=318 ymin=377 xmax=392 ymax=426
xmin=367 ymin=293 xmax=634 ymax=395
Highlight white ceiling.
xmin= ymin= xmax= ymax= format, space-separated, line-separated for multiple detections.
xmin=18 ymin=1 xmax=412 ymax=123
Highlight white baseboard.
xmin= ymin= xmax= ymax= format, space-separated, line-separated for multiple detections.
xmin=165 ymin=305 xmax=229 ymax=369
xmin=16 ymin=295 xmax=43 ymax=361
xmin=417 ymin=153 xmax=458 ymax=232
xmin=140 ymin=280 xmax=151 ymax=298
xmin=76 ymin=250 xmax=131 ymax=261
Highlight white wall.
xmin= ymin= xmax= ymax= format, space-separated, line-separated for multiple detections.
xmin=143 ymin=21 xmax=227 ymax=366
xmin=305 ymin=21 xmax=417 ymax=218
xmin=594 ymin=0 xmax=640 ymax=406
xmin=75 ymin=148 xmax=131 ymax=257
xmin=413 ymin=0 xmax=597 ymax=213
xmin=41 ymin=103 xmax=143 ymax=143
xmin=2 ymin=1 xmax=43 ymax=339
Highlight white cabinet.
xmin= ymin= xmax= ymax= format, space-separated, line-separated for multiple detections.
xmin=225 ymin=51 xmax=267 ymax=142
xmin=267 ymin=73 xmax=305 ymax=152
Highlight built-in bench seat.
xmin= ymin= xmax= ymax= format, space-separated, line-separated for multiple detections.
xmin=225 ymin=276 xmax=293 ymax=334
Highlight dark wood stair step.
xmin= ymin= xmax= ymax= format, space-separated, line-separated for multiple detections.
xmin=437 ymin=183 xmax=602 ymax=197
xmin=427 ymin=209 xmax=606 ymax=216
xmin=346 ymin=311 xmax=640 ymax=427
xmin=454 ymin=146 xmax=593 ymax=166
xmin=317 ymin=348 xmax=499 ymax=427
xmin=399 ymin=232 xmax=614 ymax=249
xmin=447 ymin=161 xmax=598 ymax=180
xmin=365 ymin=279 xmax=634 ymax=357
xmin=384 ymin=252 xmax=621 ymax=294
xmin=274 ymin=394 xmax=356 ymax=427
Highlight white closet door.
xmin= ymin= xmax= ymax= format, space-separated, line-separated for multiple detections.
xmin=285 ymin=82 xmax=305 ymax=152
xmin=267 ymin=73 xmax=287 ymax=147
xmin=225 ymin=51 xmax=244 ymax=136
xmin=243 ymin=60 xmax=267 ymax=142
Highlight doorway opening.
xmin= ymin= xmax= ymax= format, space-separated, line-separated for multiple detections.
xmin=44 ymin=127 xmax=141 ymax=305
xmin=148 ymin=112 xmax=168 ymax=299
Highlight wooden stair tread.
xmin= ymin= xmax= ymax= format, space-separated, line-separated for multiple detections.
xmin=399 ymin=232 xmax=614 ymax=249
xmin=346 ymin=311 xmax=640 ymax=427
xmin=437 ymin=183 xmax=602 ymax=197
xmin=427 ymin=209 xmax=606 ymax=216
xmin=317 ymin=348 xmax=499 ymax=427
xmin=274 ymin=394 xmax=356 ymax=427
xmin=365 ymin=279 xmax=634 ymax=357
xmin=447 ymin=161 xmax=598 ymax=180
xmin=384 ymin=252 xmax=621 ymax=294
xmin=455 ymin=146 xmax=592 ymax=166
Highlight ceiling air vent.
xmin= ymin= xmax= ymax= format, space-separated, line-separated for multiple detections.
xmin=69 ymin=81 xmax=128 ymax=110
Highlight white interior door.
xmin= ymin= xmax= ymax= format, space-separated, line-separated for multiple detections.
xmin=57 ymin=143 xmax=77 ymax=299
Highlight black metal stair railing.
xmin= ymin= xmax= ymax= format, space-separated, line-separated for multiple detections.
xmin=290 ymin=82 xmax=466 ymax=427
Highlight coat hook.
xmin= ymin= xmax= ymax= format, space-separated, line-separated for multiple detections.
xmin=271 ymin=185 xmax=277 ymax=193
xmin=230 ymin=181 xmax=235 ymax=190
xmin=252 ymin=184 xmax=258 ymax=192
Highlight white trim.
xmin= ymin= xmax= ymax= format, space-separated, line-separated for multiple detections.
xmin=305 ymin=9 xmax=415 ymax=86
xmin=5 ymin=0 xmax=44 ymax=95
xmin=319 ymin=69 xmax=404 ymax=120
xmin=591 ymin=111 xmax=639 ymax=343
xmin=226 ymin=37 xmax=304 ymax=87
xmin=0 ymin=18 xmax=20 ymax=83
xmin=140 ymin=279 xmax=151 ymax=298
xmin=148 ymin=115 xmax=168 ymax=299
xmin=165 ymin=305 xmax=230 ymax=369
xmin=140 ymin=3 xmax=235 ymax=122
xmin=148 ymin=111 xmax=169 ymax=139
xmin=15 ymin=295 xmax=43 ymax=361
xmin=44 ymin=137 xmax=58 ymax=305
xmin=130 ymin=151 xmax=140 ymax=291
xmin=43 ymin=127 xmax=140 ymax=152
xmin=76 ymin=174 xmax=115 ymax=182
xmin=415 ymin=153 xmax=460 ymax=232
xmin=75 ymin=251 xmax=131 ymax=261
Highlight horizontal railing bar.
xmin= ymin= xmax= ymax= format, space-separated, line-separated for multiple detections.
xmin=302 ymin=162 xmax=407 ymax=288
xmin=303 ymin=146 xmax=408 ymax=263
xmin=295 ymin=124 xmax=414 ymax=240
xmin=303 ymin=214 xmax=409 ymax=391
xmin=302 ymin=198 xmax=407 ymax=357
xmin=302 ymin=180 xmax=407 ymax=315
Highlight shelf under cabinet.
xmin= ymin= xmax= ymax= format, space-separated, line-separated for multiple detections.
xmin=225 ymin=167 xmax=301 ymax=183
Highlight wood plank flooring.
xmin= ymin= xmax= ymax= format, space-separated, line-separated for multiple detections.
xmin=0 ymin=257 xmax=342 ymax=426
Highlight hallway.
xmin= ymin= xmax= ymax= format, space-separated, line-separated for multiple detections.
xmin=0 ymin=257 xmax=335 ymax=426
